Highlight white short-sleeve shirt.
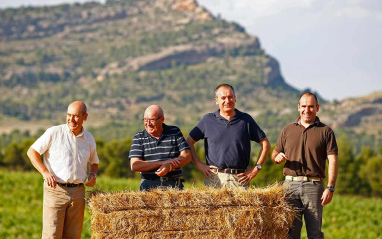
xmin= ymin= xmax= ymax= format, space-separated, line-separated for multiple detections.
xmin=31 ymin=124 xmax=99 ymax=183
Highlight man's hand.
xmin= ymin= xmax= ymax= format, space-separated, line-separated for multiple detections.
xmin=156 ymin=163 xmax=171 ymax=177
xmin=167 ymin=158 xmax=182 ymax=169
xmin=85 ymin=173 xmax=97 ymax=187
xmin=195 ymin=162 xmax=218 ymax=179
xmin=274 ymin=152 xmax=288 ymax=164
xmin=43 ymin=171 xmax=57 ymax=188
xmin=321 ymin=189 xmax=334 ymax=206
xmin=237 ymin=168 xmax=258 ymax=186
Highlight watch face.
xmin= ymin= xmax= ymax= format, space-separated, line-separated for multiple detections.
xmin=256 ymin=164 xmax=262 ymax=170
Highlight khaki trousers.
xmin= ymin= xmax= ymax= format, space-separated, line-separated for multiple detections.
xmin=205 ymin=172 xmax=248 ymax=190
xmin=42 ymin=183 xmax=85 ymax=239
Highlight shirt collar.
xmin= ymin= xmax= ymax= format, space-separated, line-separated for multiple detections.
xmin=295 ymin=116 xmax=321 ymax=126
xmin=66 ymin=124 xmax=86 ymax=138
xmin=143 ymin=123 xmax=168 ymax=138
xmin=214 ymin=109 xmax=241 ymax=120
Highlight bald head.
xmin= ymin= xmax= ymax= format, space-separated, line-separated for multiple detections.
xmin=144 ymin=105 xmax=164 ymax=118
xmin=67 ymin=101 xmax=88 ymax=136
xmin=143 ymin=105 xmax=164 ymax=138
xmin=68 ymin=101 xmax=87 ymax=115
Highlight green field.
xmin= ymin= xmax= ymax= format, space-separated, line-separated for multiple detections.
xmin=1 ymin=169 xmax=381 ymax=239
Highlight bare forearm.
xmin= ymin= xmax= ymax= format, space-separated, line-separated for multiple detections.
xmin=186 ymin=135 xmax=203 ymax=166
xmin=271 ymin=150 xmax=279 ymax=163
xmin=172 ymin=150 xmax=192 ymax=168
xmin=89 ymin=163 xmax=98 ymax=174
xmin=130 ymin=159 xmax=164 ymax=172
xmin=27 ymin=147 xmax=49 ymax=176
xmin=327 ymin=154 xmax=338 ymax=186
xmin=255 ymin=138 xmax=271 ymax=166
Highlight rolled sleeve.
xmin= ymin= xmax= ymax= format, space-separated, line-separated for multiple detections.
xmin=31 ymin=127 xmax=54 ymax=155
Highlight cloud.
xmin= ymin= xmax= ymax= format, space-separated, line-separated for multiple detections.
xmin=200 ymin=0 xmax=382 ymax=22
xmin=229 ymin=0 xmax=314 ymax=18
xmin=331 ymin=0 xmax=382 ymax=20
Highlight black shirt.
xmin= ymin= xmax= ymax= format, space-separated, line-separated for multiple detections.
xmin=189 ymin=109 xmax=266 ymax=169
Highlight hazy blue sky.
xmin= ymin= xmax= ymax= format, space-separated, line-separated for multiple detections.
xmin=1 ymin=0 xmax=381 ymax=101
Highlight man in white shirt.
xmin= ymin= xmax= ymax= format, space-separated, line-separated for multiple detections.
xmin=27 ymin=101 xmax=99 ymax=239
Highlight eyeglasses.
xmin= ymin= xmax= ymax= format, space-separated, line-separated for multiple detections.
xmin=142 ymin=117 xmax=162 ymax=123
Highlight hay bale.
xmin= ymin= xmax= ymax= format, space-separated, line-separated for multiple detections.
xmin=88 ymin=183 xmax=296 ymax=239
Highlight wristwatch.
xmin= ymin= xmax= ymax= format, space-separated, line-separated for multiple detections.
xmin=327 ymin=186 xmax=335 ymax=192
xmin=255 ymin=164 xmax=262 ymax=170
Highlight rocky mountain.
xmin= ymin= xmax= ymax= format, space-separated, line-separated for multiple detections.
xmin=0 ymin=0 xmax=380 ymax=148
xmin=322 ymin=91 xmax=382 ymax=134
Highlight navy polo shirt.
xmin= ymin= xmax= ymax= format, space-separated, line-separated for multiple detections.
xmin=129 ymin=124 xmax=190 ymax=177
xmin=189 ymin=109 xmax=266 ymax=169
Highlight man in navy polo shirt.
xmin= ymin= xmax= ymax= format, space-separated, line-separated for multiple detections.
xmin=129 ymin=105 xmax=192 ymax=190
xmin=186 ymin=84 xmax=271 ymax=189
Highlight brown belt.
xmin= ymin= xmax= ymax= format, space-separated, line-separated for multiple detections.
xmin=285 ymin=176 xmax=322 ymax=182
xmin=215 ymin=168 xmax=246 ymax=174
xmin=57 ymin=183 xmax=84 ymax=187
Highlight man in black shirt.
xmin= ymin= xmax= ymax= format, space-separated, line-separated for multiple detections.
xmin=186 ymin=84 xmax=270 ymax=189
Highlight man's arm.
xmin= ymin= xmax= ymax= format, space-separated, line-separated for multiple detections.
xmin=238 ymin=137 xmax=271 ymax=185
xmin=168 ymin=149 xmax=192 ymax=168
xmin=155 ymin=150 xmax=192 ymax=176
xmin=85 ymin=163 xmax=98 ymax=187
xmin=186 ymin=135 xmax=217 ymax=179
xmin=271 ymin=150 xmax=288 ymax=164
xmin=27 ymin=147 xmax=57 ymax=188
xmin=130 ymin=150 xmax=190 ymax=177
xmin=321 ymin=154 xmax=338 ymax=205
xmin=130 ymin=158 xmax=168 ymax=172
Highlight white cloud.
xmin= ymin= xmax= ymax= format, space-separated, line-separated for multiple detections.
xmin=199 ymin=0 xmax=382 ymax=100
xmin=201 ymin=0 xmax=316 ymax=20
xmin=323 ymin=0 xmax=382 ymax=20
xmin=200 ymin=0 xmax=382 ymax=23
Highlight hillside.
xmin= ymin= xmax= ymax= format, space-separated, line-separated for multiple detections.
xmin=0 ymin=0 xmax=380 ymax=147
xmin=321 ymin=91 xmax=382 ymax=149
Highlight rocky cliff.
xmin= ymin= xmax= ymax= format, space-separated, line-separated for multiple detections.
xmin=0 ymin=0 xmax=379 ymax=147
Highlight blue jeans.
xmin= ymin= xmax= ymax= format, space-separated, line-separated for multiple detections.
xmin=140 ymin=179 xmax=184 ymax=191
xmin=286 ymin=180 xmax=325 ymax=239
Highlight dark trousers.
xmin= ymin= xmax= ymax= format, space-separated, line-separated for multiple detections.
xmin=140 ymin=179 xmax=184 ymax=191
xmin=286 ymin=180 xmax=325 ymax=239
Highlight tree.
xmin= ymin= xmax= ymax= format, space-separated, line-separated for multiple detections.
xmin=356 ymin=147 xmax=375 ymax=196
xmin=20 ymin=138 xmax=37 ymax=170
xmin=3 ymin=143 xmax=24 ymax=169
xmin=252 ymin=145 xmax=284 ymax=187
xmin=99 ymin=138 xmax=134 ymax=178
xmin=362 ymin=155 xmax=382 ymax=196
xmin=2 ymin=138 xmax=36 ymax=170
xmin=335 ymin=135 xmax=360 ymax=195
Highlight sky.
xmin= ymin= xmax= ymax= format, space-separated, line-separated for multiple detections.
xmin=1 ymin=0 xmax=381 ymax=101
